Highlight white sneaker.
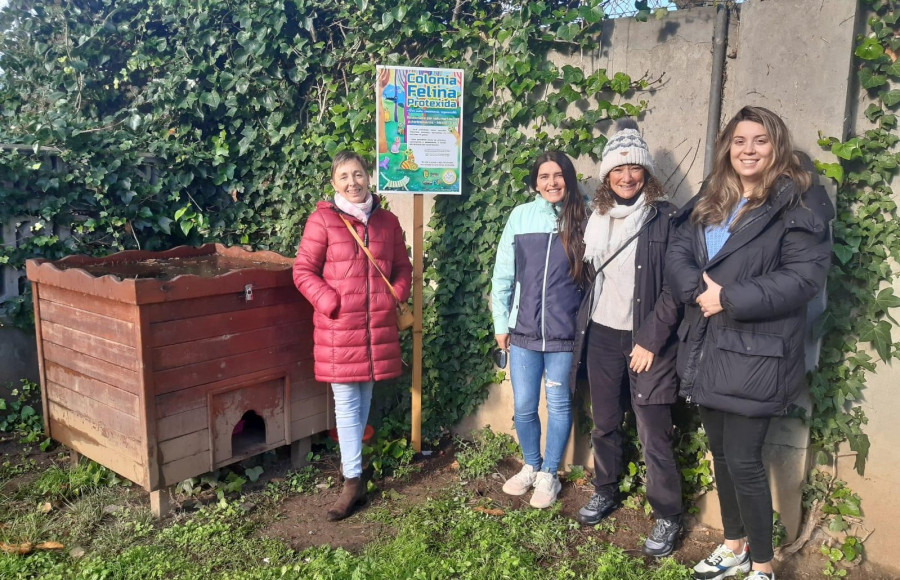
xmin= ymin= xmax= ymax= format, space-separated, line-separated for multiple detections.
xmin=529 ymin=471 xmax=561 ymax=508
xmin=745 ymin=572 xmax=774 ymax=580
xmin=502 ymin=464 xmax=537 ymax=496
xmin=692 ymin=543 xmax=751 ymax=580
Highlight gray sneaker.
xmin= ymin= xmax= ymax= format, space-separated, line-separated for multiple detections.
xmin=642 ymin=515 xmax=682 ymax=557
xmin=575 ymin=490 xmax=618 ymax=525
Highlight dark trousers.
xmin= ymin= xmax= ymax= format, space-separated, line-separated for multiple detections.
xmin=586 ymin=322 xmax=682 ymax=518
xmin=699 ymin=405 xmax=773 ymax=564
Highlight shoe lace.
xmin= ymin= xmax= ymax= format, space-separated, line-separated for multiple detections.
xmin=706 ymin=544 xmax=733 ymax=565
xmin=649 ymin=518 xmax=676 ymax=540
xmin=534 ymin=473 xmax=554 ymax=492
xmin=512 ymin=467 xmax=533 ymax=483
xmin=585 ymin=492 xmax=608 ymax=510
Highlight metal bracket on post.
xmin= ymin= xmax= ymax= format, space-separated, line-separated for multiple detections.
xmin=243 ymin=284 xmax=254 ymax=302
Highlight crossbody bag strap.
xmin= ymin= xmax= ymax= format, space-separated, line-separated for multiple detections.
xmin=592 ymin=211 xmax=654 ymax=277
xmin=338 ymin=215 xmax=402 ymax=304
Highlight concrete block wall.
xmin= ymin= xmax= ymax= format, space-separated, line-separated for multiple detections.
xmin=832 ymin=3 xmax=900 ymax=571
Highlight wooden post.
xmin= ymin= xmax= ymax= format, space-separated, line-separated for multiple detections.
xmin=291 ymin=437 xmax=311 ymax=469
xmin=150 ymin=488 xmax=171 ymax=518
xmin=411 ymin=194 xmax=424 ymax=452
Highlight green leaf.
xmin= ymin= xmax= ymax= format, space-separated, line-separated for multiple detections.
xmin=855 ymin=37 xmax=885 ymax=60
xmin=832 ymin=139 xmax=862 ymax=160
xmin=200 ymin=91 xmax=221 ymax=109
xmin=832 ymin=243 xmax=855 ymax=265
xmin=883 ymin=89 xmax=900 ymax=107
xmin=858 ymin=320 xmax=894 ymax=361
xmin=816 ymin=161 xmax=844 ymax=185
xmin=873 ymin=287 xmax=900 ymax=314
xmin=859 ymin=67 xmax=887 ymax=89
xmin=886 ymin=60 xmax=900 ymax=78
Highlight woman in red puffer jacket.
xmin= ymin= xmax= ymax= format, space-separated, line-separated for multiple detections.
xmin=293 ymin=150 xmax=412 ymax=521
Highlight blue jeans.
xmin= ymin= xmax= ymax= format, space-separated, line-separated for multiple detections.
xmin=509 ymin=345 xmax=573 ymax=474
xmin=331 ymin=381 xmax=374 ymax=479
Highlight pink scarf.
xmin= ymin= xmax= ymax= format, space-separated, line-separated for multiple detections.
xmin=334 ymin=192 xmax=374 ymax=224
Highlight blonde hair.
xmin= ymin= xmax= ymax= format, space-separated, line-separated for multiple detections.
xmin=693 ymin=106 xmax=811 ymax=227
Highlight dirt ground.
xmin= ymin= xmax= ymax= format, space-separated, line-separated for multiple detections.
xmin=259 ymin=446 xmax=897 ymax=579
xmin=3 ymin=435 xmax=896 ymax=579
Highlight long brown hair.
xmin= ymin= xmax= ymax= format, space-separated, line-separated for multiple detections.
xmin=529 ymin=151 xmax=588 ymax=287
xmin=592 ymin=171 xmax=666 ymax=215
xmin=693 ymin=106 xmax=812 ymax=227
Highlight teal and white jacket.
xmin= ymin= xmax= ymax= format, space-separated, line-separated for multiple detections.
xmin=491 ymin=195 xmax=584 ymax=353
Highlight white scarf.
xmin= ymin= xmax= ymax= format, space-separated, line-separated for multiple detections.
xmin=583 ymin=194 xmax=648 ymax=270
xmin=334 ymin=192 xmax=374 ymax=224
xmin=582 ymin=195 xmax=649 ymax=310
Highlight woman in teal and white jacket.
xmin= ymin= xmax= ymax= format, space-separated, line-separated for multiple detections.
xmin=491 ymin=151 xmax=587 ymax=508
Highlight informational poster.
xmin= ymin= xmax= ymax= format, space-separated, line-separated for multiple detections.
xmin=376 ymin=65 xmax=464 ymax=195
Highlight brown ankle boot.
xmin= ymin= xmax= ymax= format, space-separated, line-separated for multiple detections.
xmin=327 ymin=477 xmax=367 ymax=521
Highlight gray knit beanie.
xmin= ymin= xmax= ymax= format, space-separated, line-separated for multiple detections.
xmin=597 ymin=119 xmax=655 ymax=183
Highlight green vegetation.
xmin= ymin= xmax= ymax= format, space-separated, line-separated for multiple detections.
xmin=0 ymin=451 xmax=692 ymax=580
xmin=454 ymin=426 xmax=519 ymax=479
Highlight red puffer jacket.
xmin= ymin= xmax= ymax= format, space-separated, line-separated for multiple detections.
xmin=293 ymin=199 xmax=412 ymax=384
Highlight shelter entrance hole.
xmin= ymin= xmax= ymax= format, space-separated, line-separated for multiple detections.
xmin=232 ymin=410 xmax=266 ymax=456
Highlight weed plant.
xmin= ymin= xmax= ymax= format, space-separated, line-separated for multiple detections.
xmin=454 ymin=426 xmax=520 ymax=479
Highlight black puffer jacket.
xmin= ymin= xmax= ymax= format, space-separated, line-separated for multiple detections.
xmin=569 ymin=201 xmax=682 ymax=405
xmin=665 ymin=175 xmax=833 ymax=417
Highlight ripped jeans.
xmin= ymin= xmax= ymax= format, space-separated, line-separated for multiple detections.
xmin=509 ymin=345 xmax=573 ymax=474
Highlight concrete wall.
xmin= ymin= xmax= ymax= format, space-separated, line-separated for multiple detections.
xmin=832 ymin=4 xmax=900 ymax=571
xmin=706 ymin=0 xmax=860 ymax=546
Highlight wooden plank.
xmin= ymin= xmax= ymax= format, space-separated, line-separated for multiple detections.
xmin=157 ymin=407 xmax=208 ymax=441
xmin=153 ymin=342 xmax=305 ymax=395
xmin=160 ymin=450 xmax=210 ymax=486
xmin=45 ymin=361 xmax=140 ymax=417
xmin=41 ymin=320 xmax=140 ymax=371
xmin=39 ymin=300 xmax=136 ymax=347
xmin=155 ymin=387 xmax=207 ymax=419
xmin=412 ymin=193 xmax=423 ymax=452
xmin=290 ymin=412 xmax=329 ymax=440
xmin=32 ymin=285 xmax=50 ymax=436
xmin=288 ymin=376 xmax=325 ymax=401
xmin=48 ymin=403 xmax=146 ymax=487
xmin=143 ymin=286 xmax=309 ymax=324
xmin=155 ymin=372 xmax=291 ymax=419
xmin=290 ymin=392 xmax=328 ymax=421
xmin=38 ymin=284 xmax=137 ymax=323
xmin=46 ymin=380 xmax=139 ymax=438
xmin=135 ymin=306 xmax=161 ymax=493
xmin=149 ymin=304 xmax=307 ymax=347
xmin=152 ymin=323 xmax=313 ymax=371
xmin=158 ymin=429 xmax=209 ymax=464
xmin=42 ymin=342 xmax=140 ymax=395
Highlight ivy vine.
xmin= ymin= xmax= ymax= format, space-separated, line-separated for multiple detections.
xmin=800 ymin=0 xmax=900 ymax=566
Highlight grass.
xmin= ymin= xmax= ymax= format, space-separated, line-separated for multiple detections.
xmin=0 ymin=429 xmax=693 ymax=580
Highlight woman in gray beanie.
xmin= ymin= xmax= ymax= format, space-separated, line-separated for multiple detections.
xmin=569 ymin=119 xmax=684 ymax=557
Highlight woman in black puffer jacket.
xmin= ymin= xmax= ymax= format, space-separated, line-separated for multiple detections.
xmin=666 ymin=106 xmax=833 ymax=580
